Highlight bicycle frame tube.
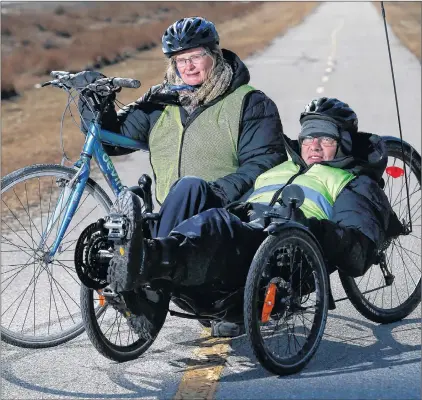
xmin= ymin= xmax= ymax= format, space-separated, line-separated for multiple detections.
xmin=45 ymin=121 xmax=142 ymax=259
xmin=93 ymin=124 xmax=144 ymax=197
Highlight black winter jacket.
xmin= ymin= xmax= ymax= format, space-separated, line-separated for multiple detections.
xmin=282 ymin=131 xmax=393 ymax=277
xmin=79 ymin=49 xmax=286 ymax=204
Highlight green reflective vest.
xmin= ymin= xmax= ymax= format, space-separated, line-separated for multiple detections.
xmin=248 ymin=161 xmax=356 ymax=220
xmin=149 ymin=84 xmax=255 ymax=204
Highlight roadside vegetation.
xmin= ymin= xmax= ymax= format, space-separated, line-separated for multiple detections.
xmin=1 ymin=2 xmax=420 ymax=177
xmin=1 ymin=2 xmax=319 ymax=175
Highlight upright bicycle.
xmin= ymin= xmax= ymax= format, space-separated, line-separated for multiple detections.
xmin=1 ymin=71 xmax=145 ymax=348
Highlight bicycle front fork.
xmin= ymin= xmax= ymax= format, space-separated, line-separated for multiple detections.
xmin=39 ymin=162 xmax=90 ymax=261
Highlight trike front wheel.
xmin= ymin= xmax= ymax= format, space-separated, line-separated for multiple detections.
xmin=80 ymin=286 xmax=169 ymax=362
xmin=244 ymin=228 xmax=329 ymax=376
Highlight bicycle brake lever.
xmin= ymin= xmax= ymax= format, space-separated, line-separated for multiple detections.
xmin=41 ymin=79 xmax=67 ymax=89
xmin=85 ymin=82 xmax=113 ymax=97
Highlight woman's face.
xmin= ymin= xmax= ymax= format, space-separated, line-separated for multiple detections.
xmin=174 ymin=47 xmax=214 ymax=86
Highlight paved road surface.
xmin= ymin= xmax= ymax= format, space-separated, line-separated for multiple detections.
xmin=2 ymin=2 xmax=420 ymax=400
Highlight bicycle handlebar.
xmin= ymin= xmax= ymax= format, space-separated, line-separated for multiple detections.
xmin=111 ymin=77 xmax=141 ymax=89
xmin=51 ymin=71 xmax=75 ymax=80
xmin=41 ymin=71 xmax=141 ymax=92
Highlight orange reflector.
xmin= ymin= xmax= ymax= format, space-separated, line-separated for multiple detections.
xmin=97 ymin=290 xmax=105 ymax=306
xmin=386 ymin=166 xmax=404 ymax=178
xmin=261 ymin=283 xmax=277 ymax=323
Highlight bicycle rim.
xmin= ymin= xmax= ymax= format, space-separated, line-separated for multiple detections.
xmin=81 ymin=287 xmax=158 ymax=362
xmin=343 ymin=143 xmax=421 ymax=321
xmin=245 ymin=231 xmax=329 ymax=375
xmin=1 ymin=164 xmax=112 ymax=347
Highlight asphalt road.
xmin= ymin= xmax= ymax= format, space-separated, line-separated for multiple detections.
xmin=1 ymin=2 xmax=421 ymax=400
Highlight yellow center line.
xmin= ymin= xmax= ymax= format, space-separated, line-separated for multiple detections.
xmin=174 ymin=328 xmax=231 ymax=400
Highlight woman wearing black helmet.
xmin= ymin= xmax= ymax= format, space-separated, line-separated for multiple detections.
xmin=78 ymin=16 xmax=286 ymax=239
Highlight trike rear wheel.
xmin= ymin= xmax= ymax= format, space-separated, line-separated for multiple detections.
xmin=340 ymin=140 xmax=421 ymax=323
xmin=244 ymin=228 xmax=329 ymax=376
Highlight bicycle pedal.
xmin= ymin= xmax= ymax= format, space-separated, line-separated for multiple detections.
xmin=104 ymin=214 xmax=128 ymax=240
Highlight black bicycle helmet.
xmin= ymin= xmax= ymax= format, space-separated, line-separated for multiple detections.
xmin=300 ymin=97 xmax=358 ymax=133
xmin=162 ymin=17 xmax=220 ymax=57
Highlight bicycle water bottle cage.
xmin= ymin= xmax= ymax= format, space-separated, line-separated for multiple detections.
xmin=103 ymin=213 xmax=129 ymax=240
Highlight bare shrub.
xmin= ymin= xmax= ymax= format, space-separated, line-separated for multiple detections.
xmin=1 ymin=2 xmax=262 ymax=93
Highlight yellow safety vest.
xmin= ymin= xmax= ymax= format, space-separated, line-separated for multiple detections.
xmin=248 ymin=161 xmax=355 ymax=220
xmin=149 ymin=84 xmax=255 ymax=204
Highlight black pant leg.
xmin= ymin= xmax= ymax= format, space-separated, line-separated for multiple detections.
xmin=169 ymin=208 xmax=266 ymax=287
xmin=153 ymin=177 xmax=224 ymax=238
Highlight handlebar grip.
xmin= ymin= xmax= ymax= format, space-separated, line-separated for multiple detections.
xmin=112 ymin=78 xmax=141 ymax=89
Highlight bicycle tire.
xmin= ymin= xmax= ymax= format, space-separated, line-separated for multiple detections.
xmin=1 ymin=164 xmax=112 ymax=348
xmin=340 ymin=140 xmax=421 ymax=323
xmin=244 ymin=228 xmax=329 ymax=375
xmin=80 ymin=286 xmax=168 ymax=362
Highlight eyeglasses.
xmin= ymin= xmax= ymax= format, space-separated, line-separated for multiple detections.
xmin=301 ymin=136 xmax=338 ymax=147
xmin=174 ymin=52 xmax=208 ymax=67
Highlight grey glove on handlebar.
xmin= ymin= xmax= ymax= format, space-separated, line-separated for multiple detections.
xmin=69 ymin=71 xmax=107 ymax=88
xmin=77 ymin=71 xmax=118 ymax=135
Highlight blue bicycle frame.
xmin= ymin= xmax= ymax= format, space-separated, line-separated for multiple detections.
xmin=44 ymin=120 xmax=143 ymax=260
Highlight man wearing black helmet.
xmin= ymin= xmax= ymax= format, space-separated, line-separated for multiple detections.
xmin=77 ymin=16 xmax=286 ymax=238
xmin=107 ymin=97 xmax=398 ymax=338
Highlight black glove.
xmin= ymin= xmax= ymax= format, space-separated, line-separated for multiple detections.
xmin=225 ymin=201 xmax=253 ymax=221
xmin=137 ymin=83 xmax=179 ymax=106
xmin=208 ymin=181 xmax=230 ymax=206
xmin=386 ymin=210 xmax=405 ymax=238
xmin=306 ymin=217 xmax=375 ymax=277
xmin=69 ymin=71 xmax=107 ymax=88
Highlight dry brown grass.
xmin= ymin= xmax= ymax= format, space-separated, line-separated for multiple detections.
xmin=377 ymin=2 xmax=421 ymax=61
xmin=1 ymin=2 xmax=263 ymax=94
xmin=1 ymin=2 xmax=319 ymax=178
xmin=2 ymin=1 xmax=421 ymax=181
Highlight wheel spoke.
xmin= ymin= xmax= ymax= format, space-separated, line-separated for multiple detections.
xmin=2 ymin=197 xmax=42 ymax=245
xmin=1 ymin=220 xmax=36 ymax=255
xmin=252 ymin=233 xmax=327 ymax=372
xmin=1 ymin=254 xmax=37 ymax=293
xmin=53 ymin=259 xmax=81 ymax=286
xmin=5 ymin=262 xmax=44 ymax=329
xmin=348 ymin=146 xmax=421 ymax=322
xmin=1 ymin=167 xmax=111 ymax=347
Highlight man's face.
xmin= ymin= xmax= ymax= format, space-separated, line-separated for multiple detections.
xmin=174 ymin=47 xmax=214 ymax=86
xmin=300 ymin=136 xmax=338 ymax=165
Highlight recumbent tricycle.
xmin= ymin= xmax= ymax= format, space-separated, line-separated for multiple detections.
xmin=1 ymin=72 xmax=420 ymax=376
